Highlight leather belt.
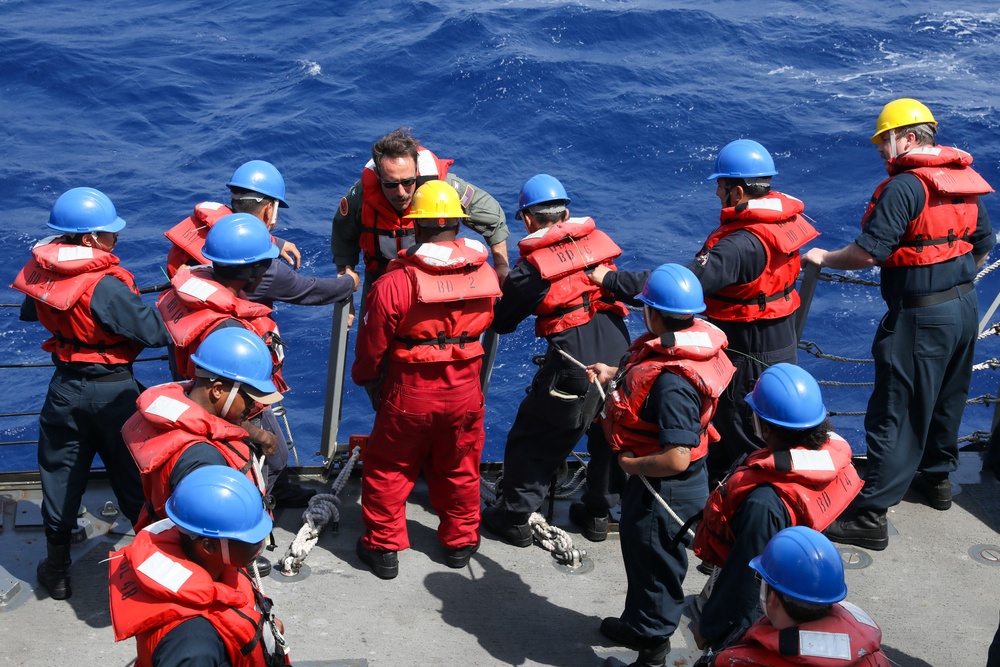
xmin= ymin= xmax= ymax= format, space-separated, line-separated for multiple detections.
xmin=900 ymin=282 xmax=974 ymax=309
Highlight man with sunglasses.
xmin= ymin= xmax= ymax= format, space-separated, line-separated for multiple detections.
xmin=803 ymin=99 xmax=994 ymax=551
xmin=13 ymin=187 xmax=172 ymax=601
xmin=689 ymin=364 xmax=861 ymax=656
xmin=123 ymin=327 xmax=282 ymax=532
xmin=332 ymin=127 xmax=510 ymax=314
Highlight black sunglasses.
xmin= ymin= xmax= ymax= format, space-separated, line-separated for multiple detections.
xmin=380 ymin=176 xmax=417 ymax=189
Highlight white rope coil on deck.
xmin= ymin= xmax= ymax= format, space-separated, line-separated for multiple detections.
xmin=278 ymin=446 xmax=361 ymax=576
xmin=528 ymin=512 xmax=586 ymax=567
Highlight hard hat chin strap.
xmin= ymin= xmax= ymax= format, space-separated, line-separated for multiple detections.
xmin=888 ymin=129 xmax=898 ymax=159
xmin=219 ymin=537 xmax=232 ymax=566
xmin=222 ymin=380 xmax=243 ymax=417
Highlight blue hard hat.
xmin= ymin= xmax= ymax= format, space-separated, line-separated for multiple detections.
xmin=637 ymin=264 xmax=706 ymax=315
xmin=202 ymin=213 xmax=279 ymax=265
xmin=750 ymin=526 xmax=847 ymax=604
xmin=165 ymin=465 xmax=272 ymax=544
xmin=745 ymin=363 xmax=827 ymax=429
xmin=516 ymin=174 xmax=570 ymax=219
xmin=706 ymin=140 xmax=778 ymax=180
xmin=47 ymin=187 xmax=127 ymax=234
xmin=190 ymin=327 xmax=280 ymax=399
xmin=227 ymin=160 xmax=288 ymax=208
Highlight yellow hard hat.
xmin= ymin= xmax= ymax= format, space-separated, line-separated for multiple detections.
xmin=404 ymin=180 xmax=469 ymax=223
xmin=870 ymin=98 xmax=937 ymax=144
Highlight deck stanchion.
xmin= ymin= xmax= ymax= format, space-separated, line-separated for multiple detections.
xmin=480 ymin=328 xmax=500 ymax=395
xmin=795 ymin=263 xmax=820 ymax=342
xmin=320 ymin=299 xmax=351 ymax=464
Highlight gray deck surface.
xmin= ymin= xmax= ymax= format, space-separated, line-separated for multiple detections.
xmin=2 ymin=454 xmax=999 ymax=667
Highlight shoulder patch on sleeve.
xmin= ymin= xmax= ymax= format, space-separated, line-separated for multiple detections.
xmin=460 ymin=184 xmax=475 ymax=208
xmin=339 ymin=196 xmax=349 ymax=216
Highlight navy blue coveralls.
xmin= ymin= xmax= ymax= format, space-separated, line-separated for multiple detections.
xmin=492 ymin=260 xmax=630 ymax=518
xmin=617 ymin=371 xmax=709 ymax=641
xmin=854 ymin=174 xmax=993 ymax=513
xmin=601 ymin=233 xmax=798 ymax=488
xmin=21 ymin=277 xmax=170 ymax=534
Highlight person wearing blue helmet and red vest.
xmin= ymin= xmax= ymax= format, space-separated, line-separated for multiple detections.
xmin=166 ymin=159 xmax=359 ymax=306
xmin=707 ymin=527 xmax=888 ymax=667
xmin=587 ymin=264 xmax=735 ymax=667
xmin=592 ymin=140 xmax=818 ymax=488
xmin=352 ymin=181 xmax=501 ymax=579
xmin=804 ymin=98 xmax=995 ymax=550
xmin=689 ymin=364 xmax=862 ymax=655
xmin=12 ymin=187 xmax=171 ymax=600
xmin=331 ymin=127 xmax=510 ymax=316
xmin=110 ymin=465 xmax=291 ymax=667
xmin=157 ymin=214 xmax=294 ymax=513
xmin=122 ymin=327 xmax=282 ymax=532
xmin=482 ymin=174 xmax=632 ymax=547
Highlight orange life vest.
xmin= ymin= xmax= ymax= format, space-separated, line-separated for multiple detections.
xmin=864 ymin=146 xmax=993 ymax=268
xmin=109 ymin=521 xmax=287 ymax=667
xmin=713 ymin=602 xmax=889 ymax=667
xmin=693 ymin=433 xmax=862 ymax=567
xmin=699 ymin=192 xmax=818 ymax=322
xmin=388 ymin=239 xmax=501 ymax=363
xmin=164 ymin=202 xmax=234 ymax=278
xmin=601 ymin=321 xmax=735 ymax=458
xmin=156 ymin=267 xmax=288 ymax=392
xmin=359 ymin=147 xmax=454 ymax=273
xmin=121 ymin=382 xmax=262 ymax=530
xmin=12 ymin=239 xmax=144 ymax=364
xmin=519 ymin=216 xmax=629 ymax=337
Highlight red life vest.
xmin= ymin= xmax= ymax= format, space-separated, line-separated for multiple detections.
xmin=156 ymin=267 xmax=288 ymax=392
xmin=864 ymin=146 xmax=993 ymax=268
xmin=601 ymin=321 xmax=736 ymax=458
xmin=359 ymin=147 xmax=454 ymax=274
xmin=699 ymin=192 xmax=819 ymax=322
xmin=693 ymin=433 xmax=862 ymax=567
xmin=713 ymin=602 xmax=889 ymax=667
xmin=518 ymin=216 xmax=630 ymax=337
xmin=388 ymin=239 xmax=501 ymax=363
xmin=109 ymin=521 xmax=287 ymax=667
xmin=12 ymin=239 xmax=144 ymax=364
xmin=164 ymin=202 xmax=234 ymax=278
xmin=121 ymin=382 xmax=262 ymax=530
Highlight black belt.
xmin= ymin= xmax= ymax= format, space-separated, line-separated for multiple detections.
xmin=900 ymin=282 xmax=974 ymax=309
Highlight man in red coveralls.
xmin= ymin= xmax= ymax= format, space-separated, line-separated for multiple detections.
xmin=351 ymin=180 xmax=501 ymax=579
xmin=110 ymin=465 xmax=290 ymax=667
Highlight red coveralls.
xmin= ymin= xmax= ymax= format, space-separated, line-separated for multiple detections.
xmin=352 ymin=240 xmax=499 ymax=552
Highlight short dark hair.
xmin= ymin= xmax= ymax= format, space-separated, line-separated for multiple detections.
xmin=774 ymin=587 xmax=833 ymax=624
xmin=372 ymin=127 xmax=420 ymax=171
xmin=765 ymin=417 xmax=833 ymax=451
xmin=723 ymin=177 xmax=771 ymax=199
xmin=229 ymin=187 xmax=271 ymax=217
xmin=899 ymin=122 xmax=937 ymax=146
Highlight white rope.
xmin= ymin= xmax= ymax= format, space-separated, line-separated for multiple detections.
xmin=554 ymin=348 xmax=606 ymax=400
xmin=638 ymin=474 xmax=696 ymax=541
xmin=528 ymin=512 xmax=586 ymax=567
xmin=249 ymin=558 xmax=291 ymax=657
xmin=278 ymin=446 xmax=360 ymax=575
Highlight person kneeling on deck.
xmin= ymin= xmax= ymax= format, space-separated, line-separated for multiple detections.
xmin=110 ymin=465 xmax=290 ymax=667
xmin=483 ymin=174 xmax=630 ymax=547
xmin=690 ymin=364 xmax=862 ymax=654
xmin=588 ymin=264 xmax=735 ymax=667
xmin=707 ymin=526 xmax=888 ymax=667
xmin=122 ymin=326 xmax=280 ymax=534
xmin=351 ymin=180 xmax=501 ymax=579
xmin=157 ymin=214 xmax=297 ymax=505
xmin=12 ymin=187 xmax=171 ymax=600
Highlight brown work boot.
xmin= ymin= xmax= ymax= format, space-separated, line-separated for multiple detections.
xmin=910 ymin=472 xmax=952 ymax=510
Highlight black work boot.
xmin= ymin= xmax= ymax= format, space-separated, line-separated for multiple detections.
xmin=37 ymin=530 xmax=72 ymax=600
xmin=482 ymin=505 xmax=533 ymax=547
xmin=824 ymin=508 xmax=888 ymax=551
xmin=629 ymin=638 xmax=671 ymax=667
xmin=356 ymin=537 xmax=398 ymax=580
xmin=569 ymin=501 xmax=609 ymax=542
xmin=910 ymin=472 xmax=952 ymax=510
xmin=600 ymin=617 xmax=643 ymax=650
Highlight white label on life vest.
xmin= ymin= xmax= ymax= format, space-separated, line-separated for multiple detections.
xmin=178 ymin=276 xmax=219 ymax=302
xmin=746 ymin=198 xmax=784 ymax=212
xmin=145 ymin=395 xmax=190 ymax=424
xmin=798 ymin=630 xmax=851 ymax=660
xmin=790 ymin=448 xmax=835 ymax=471
xmin=137 ymin=550 xmax=194 ymax=594
xmin=840 ymin=601 xmax=878 ymax=628
xmin=57 ymin=246 xmax=95 ymax=262
xmin=673 ymin=330 xmax=712 ymax=349
xmin=415 ymin=242 xmax=460 ymax=267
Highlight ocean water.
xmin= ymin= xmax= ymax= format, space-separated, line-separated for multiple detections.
xmin=2 ymin=0 xmax=1000 ymax=471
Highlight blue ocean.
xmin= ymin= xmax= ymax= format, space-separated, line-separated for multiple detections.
xmin=3 ymin=1 xmax=1000 ymax=472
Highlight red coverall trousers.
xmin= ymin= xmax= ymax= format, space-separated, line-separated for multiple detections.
xmin=361 ymin=377 xmax=486 ymax=552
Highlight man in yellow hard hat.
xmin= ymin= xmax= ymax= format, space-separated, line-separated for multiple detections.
xmin=351 ymin=180 xmax=501 ymax=579
xmin=803 ymin=98 xmax=995 ymax=550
